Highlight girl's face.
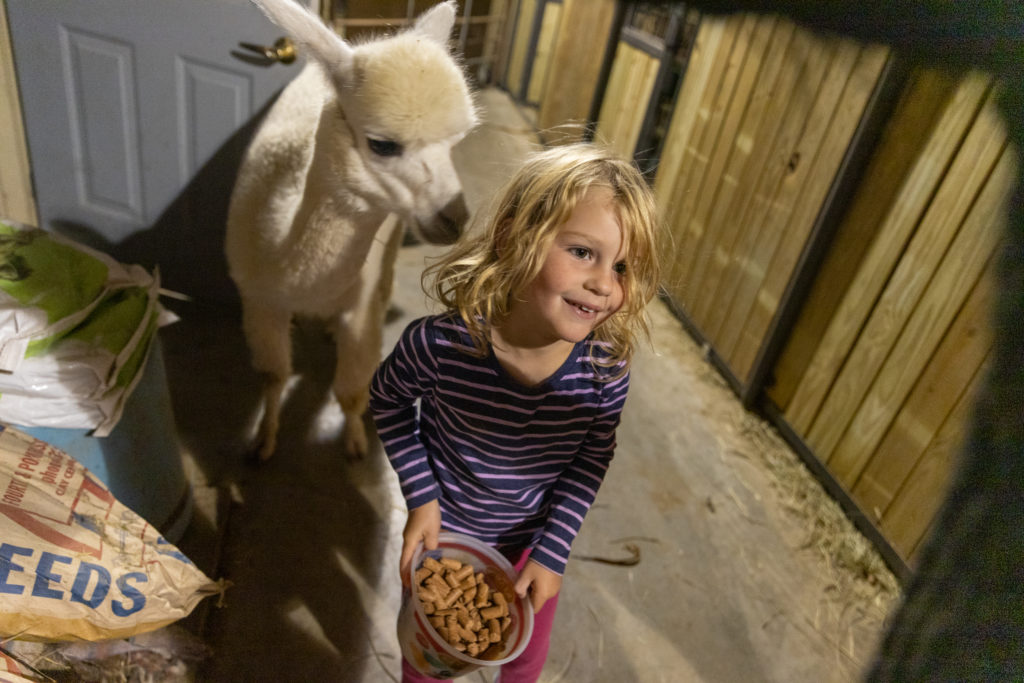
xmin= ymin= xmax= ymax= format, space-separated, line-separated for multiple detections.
xmin=511 ymin=187 xmax=625 ymax=345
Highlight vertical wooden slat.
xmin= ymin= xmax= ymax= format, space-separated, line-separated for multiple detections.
xmin=525 ymin=1 xmax=562 ymax=103
xmin=696 ymin=25 xmax=826 ymax=339
xmin=503 ymin=0 xmax=536 ymax=97
xmin=783 ymin=71 xmax=992 ymax=435
xmin=721 ymin=43 xmax=889 ymax=377
xmin=852 ymin=257 xmax=997 ymax=521
xmin=536 ymin=0 xmax=617 ymax=143
xmin=653 ymin=16 xmax=726 ymax=215
xmin=828 ymin=140 xmax=1012 ymax=486
xmin=679 ymin=14 xmax=782 ymax=327
xmin=881 ymin=358 xmax=988 ymax=558
xmin=711 ymin=39 xmax=864 ymax=362
xmin=505 ymin=0 xmax=536 ymax=97
xmin=594 ymin=42 xmax=661 ymax=159
xmin=805 ymin=85 xmax=1005 ymax=464
xmin=659 ymin=14 xmax=744 ymax=298
xmin=666 ymin=14 xmax=759 ymax=302
xmin=767 ymin=69 xmax=960 ymax=412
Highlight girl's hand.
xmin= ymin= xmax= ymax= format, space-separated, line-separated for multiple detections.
xmin=400 ymin=499 xmax=441 ymax=587
xmin=514 ymin=559 xmax=562 ymax=613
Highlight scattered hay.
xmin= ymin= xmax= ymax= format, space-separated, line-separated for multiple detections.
xmin=733 ymin=412 xmax=901 ymax=607
xmin=686 ymin=345 xmax=901 ymax=616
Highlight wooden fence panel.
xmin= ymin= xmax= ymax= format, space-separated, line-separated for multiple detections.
xmin=649 ymin=13 xmax=1016 ymax=566
xmin=782 ymin=73 xmax=992 ymax=435
xmin=672 ymin=14 xmax=778 ymax=311
xmin=536 ymin=0 xmax=617 ymax=143
xmin=505 ymin=0 xmax=537 ymax=97
xmin=525 ymin=0 xmax=561 ymax=103
xmin=767 ymin=69 xmax=960 ymax=411
xmin=0 ymin=0 xmax=36 ymax=225
xmin=883 ymin=357 xmax=989 ymax=560
xmin=698 ymin=30 xmax=839 ymax=346
xmin=852 ymin=257 xmax=997 ymax=521
xmin=722 ymin=43 xmax=889 ymax=380
xmin=827 ymin=142 xmax=1013 ymax=486
xmin=594 ymin=40 xmax=661 ymax=159
xmin=654 ymin=16 xmax=727 ymax=225
xmin=806 ymin=86 xmax=1006 ymax=470
xmin=688 ymin=17 xmax=802 ymax=332
xmin=659 ymin=14 xmax=749 ymax=296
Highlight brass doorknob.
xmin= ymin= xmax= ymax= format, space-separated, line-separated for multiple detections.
xmin=239 ymin=37 xmax=297 ymax=64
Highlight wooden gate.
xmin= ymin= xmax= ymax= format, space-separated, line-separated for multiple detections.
xmin=645 ymin=13 xmax=1015 ymax=574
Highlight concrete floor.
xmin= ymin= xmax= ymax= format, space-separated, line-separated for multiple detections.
xmin=162 ymin=87 xmax=898 ymax=682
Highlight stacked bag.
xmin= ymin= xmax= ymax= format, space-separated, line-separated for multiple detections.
xmin=0 ymin=219 xmax=175 ymax=435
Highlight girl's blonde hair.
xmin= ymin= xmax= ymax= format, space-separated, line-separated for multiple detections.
xmin=426 ymin=143 xmax=661 ymax=373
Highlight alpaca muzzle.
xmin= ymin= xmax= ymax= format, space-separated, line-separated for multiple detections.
xmin=419 ymin=192 xmax=468 ymax=245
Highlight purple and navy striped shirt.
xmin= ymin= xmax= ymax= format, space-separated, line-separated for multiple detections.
xmin=369 ymin=313 xmax=629 ymax=575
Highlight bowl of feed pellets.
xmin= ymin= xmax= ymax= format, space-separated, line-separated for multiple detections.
xmin=397 ymin=532 xmax=535 ymax=679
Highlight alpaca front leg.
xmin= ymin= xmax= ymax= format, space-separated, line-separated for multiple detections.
xmin=332 ymin=319 xmax=374 ymax=459
xmin=332 ymin=215 xmax=403 ymax=458
xmin=241 ymin=295 xmax=294 ymax=461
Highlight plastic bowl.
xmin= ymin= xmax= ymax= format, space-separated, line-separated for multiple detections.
xmin=397 ymin=532 xmax=534 ymax=679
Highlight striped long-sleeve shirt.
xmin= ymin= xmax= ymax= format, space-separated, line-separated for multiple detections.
xmin=369 ymin=313 xmax=629 ymax=575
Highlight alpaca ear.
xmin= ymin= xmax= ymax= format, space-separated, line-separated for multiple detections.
xmin=412 ymin=1 xmax=457 ymax=46
xmin=251 ymin=0 xmax=353 ymax=73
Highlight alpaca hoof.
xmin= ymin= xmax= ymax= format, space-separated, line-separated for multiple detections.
xmin=245 ymin=434 xmax=276 ymax=463
xmin=342 ymin=421 xmax=368 ymax=460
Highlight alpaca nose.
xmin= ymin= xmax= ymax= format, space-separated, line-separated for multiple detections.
xmin=420 ymin=192 xmax=467 ymax=245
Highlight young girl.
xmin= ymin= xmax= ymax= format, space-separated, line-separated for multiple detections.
xmin=369 ymin=143 xmax=661 ymax=683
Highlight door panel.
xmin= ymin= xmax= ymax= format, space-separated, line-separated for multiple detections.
xmin=6 ymin=0 xmax=306 ymax=301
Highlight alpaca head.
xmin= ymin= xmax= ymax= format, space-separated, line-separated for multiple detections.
xmin=252 ymin=0 xmax=478 ymax=244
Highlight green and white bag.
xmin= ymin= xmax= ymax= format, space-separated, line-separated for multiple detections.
xmin=0 ymin=220 xmax=175 ymax=436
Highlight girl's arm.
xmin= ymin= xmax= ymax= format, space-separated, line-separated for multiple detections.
xmin=369 ymin=317 xmax=442 ymax=510
xmin=514 ymin=559 xmax=563 ymax=613
xmin=400 ymin=499 xmax=442 ymax=586
xmin=531 ymin=370 xmax=630 ymax=576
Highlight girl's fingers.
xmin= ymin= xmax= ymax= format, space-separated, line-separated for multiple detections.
xmin=423 ymin=526 xmax=439 ymax=551
xmin=513 ymin=573 xmax=531 ymax=601
xmin=399 ymin=540 xmax=417 ymax=587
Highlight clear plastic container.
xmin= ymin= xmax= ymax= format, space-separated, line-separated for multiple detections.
xmin=397 ymin=532 xmax=535 ymax=679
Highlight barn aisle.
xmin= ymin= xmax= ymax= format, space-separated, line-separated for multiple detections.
xmin=162 ymin=86 xmax=898 ymax=682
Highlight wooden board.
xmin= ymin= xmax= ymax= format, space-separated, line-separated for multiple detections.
xmin=0 ymin=0 xmax=37 ymax=225
xmin=766 ymin=68 xmax=960 ymax=411
xmin=505 ymin=0 xmax=536 ymax=97
xmin=663 ymin=14 xmax=755 ymax=304
xmin=594 ymin=40 xmax=661 ymax=159
xmin=535 ymin=0 xmax=617 ymax=143
xmin=678 ymin=13 xmax=781 ymax=329
xmin=881 ymin=357 xmax=989 ymax=558
xmin=657 ymin=14 xmax=743 ymax=300
xmin=653 ymin=16 xmax=727 ymax=218
xmin=720 ymin=43 xmax=889 ymax=377
xmin=852 ymin=256 xmax=997 ymax=521
xmin=525 ymin=0 xmax=562 ymax=103
xmin=807 ymin=84 xmax=1005 ymax=466
xmin=696 ymin=25 xmax=826 ymax=341
xmin=782 ymin=71 xmax=992 ymax=435
xmin=827 ymin=140 xmax=1013 ymax=486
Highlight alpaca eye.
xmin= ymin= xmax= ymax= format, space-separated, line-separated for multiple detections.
xmin=367 ymin=138 xmax=403 ymax=157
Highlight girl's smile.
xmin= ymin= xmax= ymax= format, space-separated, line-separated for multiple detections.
xmin=501 ymin=186 xmax=625 ymax=351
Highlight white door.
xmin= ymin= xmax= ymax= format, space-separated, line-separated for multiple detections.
xmin=6 ymin=0 xmax=309 ymax=302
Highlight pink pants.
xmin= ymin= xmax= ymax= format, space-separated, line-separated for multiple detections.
xmin=400 ymin=548 xmax=558 ymax=683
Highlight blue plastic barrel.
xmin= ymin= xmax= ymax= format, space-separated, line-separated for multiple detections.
xmin=21 ymin=339 xmax=192 ymax=543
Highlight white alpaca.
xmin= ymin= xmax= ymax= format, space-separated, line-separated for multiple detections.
xmin=226 ymin=0 xmax=477 ymax=460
